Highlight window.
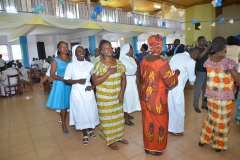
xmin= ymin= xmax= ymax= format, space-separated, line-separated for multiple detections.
xmin=0 ymin=45 xmax=9 ymax=61
xmin=111 ymin=42 xmax=118 ymax=48
xmin=11 ymin=45 xmax=22 ymax=60
xmin=56 ymin=4 xmax=64 ymax=17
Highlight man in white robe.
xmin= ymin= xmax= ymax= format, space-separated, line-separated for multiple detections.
xmin=16 ymin=62 xmax=29 ymax=82
xmin=90 ymin=48 xmax=100 ymax=65
xmin=0 ymin=62 xmax=19 ymax=96
xmin=168 ymin=48 xmax=199 ymax=135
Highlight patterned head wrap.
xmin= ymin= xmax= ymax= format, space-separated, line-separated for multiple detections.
xmin=148 ymin=34 xmax=163 ymax=55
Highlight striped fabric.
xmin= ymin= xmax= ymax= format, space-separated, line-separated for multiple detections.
xmin=92 ymin=60 xmax=126 ymax=145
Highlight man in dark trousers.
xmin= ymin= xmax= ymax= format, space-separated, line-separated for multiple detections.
xmin=166 ymin=39 xmax=184 ymax=57
xmin=193 ymin=36 xmax=212 ymax=113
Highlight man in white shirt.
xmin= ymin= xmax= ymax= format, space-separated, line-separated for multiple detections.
xmin=0 ymin=54 xmax=6 ymax=72
xmin=42 ymin=58 xmax=50 ymax=69
xmin=30 ymin=58 xmax=35 ymax=66
xmin=168 ymin=48 xmax=199 ymax=135
xmin=90 ymin=48 xmax=100 ymax=65
xmin=16 ymin=62 xmax=29 ymax=82
xmin=0 ymin=62 xmax=19 ymax=96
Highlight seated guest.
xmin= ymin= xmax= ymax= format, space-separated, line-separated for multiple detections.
xmin=166 ymin=39 xmax=184 ymax=57
xmin=12 ymin=60 xmax=17 ymax=67
xmin=0 ymin=62 xmax=19 ymax=96
xmin=30 ymin=58 xmax=35 ymax=66
xmin=16 ymin=62 xmax=29 ymax=82
xmin=90 ymin=48 xmax=100 ymax=65
xmin=0 ymin=54 xmax=6 ymax=72
xmin=43 ymin=58 xmax=50 ymax=69
xmin=33 ymin=58 xmax=43 ymax=70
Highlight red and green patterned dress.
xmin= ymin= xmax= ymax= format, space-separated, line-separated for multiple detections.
xmin=140 ymin=58 xmax=178 ymax=152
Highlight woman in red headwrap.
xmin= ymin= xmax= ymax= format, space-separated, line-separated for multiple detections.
xmin=140 ymin=34 xmax=179 ymax=156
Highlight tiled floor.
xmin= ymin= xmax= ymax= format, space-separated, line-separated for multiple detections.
xmin=0 ymin=84 xmax=240 ymax=160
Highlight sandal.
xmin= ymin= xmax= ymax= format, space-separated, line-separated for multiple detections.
xmin=83 ymin=136 xmax=88 ymax=145
xmin=128 ymin=115 xmax=134 ymax=119
xmin=145 ymin=149 xmax=163 ymax=156
xmin=58 ymin=119 xmax=62 ymax=123
xmin=88 ymin=130 xmax=96 ymax=139
xmin=125 ymin=120 xmax=134 ymax=126
xmin=108 ymin=143 xmax=119 ymax=150
xmin=117 ymin=139 xmax=128 ymax=144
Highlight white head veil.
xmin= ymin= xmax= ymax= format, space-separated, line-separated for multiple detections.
xmin=71 ymin=45 xmax=83 ymax=62
xmin=119 ymin=44 xmax=130 ymax=60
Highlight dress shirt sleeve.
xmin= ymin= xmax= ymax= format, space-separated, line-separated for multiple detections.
xmin=187 ymin=60 xmax=196 ymax=85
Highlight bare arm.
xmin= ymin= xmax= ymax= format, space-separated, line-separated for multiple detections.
xmin=64 ymin=79 xmax=86 ymax=85
xmin=92 ymin=67 xmax=117 ymax=85
xmin=50 ymin=60 xmax=62 ymax=80
xmin=198 ymin=43 xmax=212 ymax=60
xmin=38 ymin=75 xmax=49 ymax=89
xmin=118 ymin=72 xmax=126 ymax=103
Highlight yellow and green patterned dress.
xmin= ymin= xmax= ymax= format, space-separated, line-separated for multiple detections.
xmin=92 ymin=59 xmax=126 ymax=145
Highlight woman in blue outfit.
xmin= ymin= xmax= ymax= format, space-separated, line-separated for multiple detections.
xmin=46 ymin=41 xmax=72 ymax=133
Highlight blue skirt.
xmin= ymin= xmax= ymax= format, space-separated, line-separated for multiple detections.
xmin=235 ymin=89 xmax=240 ymax=126
xmin=46 ymin=80 xmax=71 ymax=110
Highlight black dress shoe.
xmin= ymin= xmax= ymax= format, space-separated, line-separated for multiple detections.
xmin=195 ymin=107 xmax=201 ymax=113
xmin=199 ymin=142 xmax=205 ymax=147
xmin=201 ymin=106 xmax=208 ymax=110
xmin=215 ymin=149 xmax=221 ymax=152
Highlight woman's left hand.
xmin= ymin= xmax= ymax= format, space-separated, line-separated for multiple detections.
xmin=118 ymin=94 xmax=124 ymax=103
xmin=85 ymin=86 xmax=95 ymax=91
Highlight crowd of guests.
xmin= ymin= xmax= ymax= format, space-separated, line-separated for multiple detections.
xmin=0 ymin=57 xmax=29 ymax=96
xmin=1 ymin=34 xmax=236 ymax=156
xmin=43 ymin=35 xmax=240 ymax=155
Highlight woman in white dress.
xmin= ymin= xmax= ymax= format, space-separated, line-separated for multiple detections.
xmin=63 ymin=45 xmax=99 ymax=145
xmin=119 ymin=44 xmax=141 ymax=126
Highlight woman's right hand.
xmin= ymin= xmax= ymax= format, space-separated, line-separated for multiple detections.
xmin=175 ymin=69 xmax=180 ymax=75
xmin=78 ymin=79 xmax=86 ymax=85
xmin=38 ymin=82 xmax=43 ymax=89
xmin=107 ymin=67 xmax=117 ymax=74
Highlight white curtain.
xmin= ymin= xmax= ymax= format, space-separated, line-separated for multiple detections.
xmin=0 ymin=12 xmax=34 ymax=29
xmin=95 ymin=22 xmax=138 ymax=33
xmin=37 ymin=14 xmax=91 ymax=29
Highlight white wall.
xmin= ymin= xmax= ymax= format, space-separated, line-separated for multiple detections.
xmin=27 ymin=35 xmax=38 ymax=60
xmin=164 ymin=9 xmax=185 ymax=22
xmin=216 ymin=5 xmax=240 ymax=38
xmin=166 ymin=34 xmax=185 ymax=44
xmin=36 ymin=36 xmax=55 ymax=57
xmin=80 ymin=37 xmax=89 ymax=49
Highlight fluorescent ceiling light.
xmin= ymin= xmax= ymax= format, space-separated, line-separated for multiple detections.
xmin=154 ymin=4 xmax=161 ymax=9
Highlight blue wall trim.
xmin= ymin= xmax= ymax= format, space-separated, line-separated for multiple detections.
xmin=19 ymin=36 xmax=30 ymax=68
xmin=88 ymin=36 xmax=96 ymax=56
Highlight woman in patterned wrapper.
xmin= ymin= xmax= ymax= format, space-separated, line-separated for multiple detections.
xmin=92 ymin=39 xmax=128 ymax=150
xmin=140 ymin=34 xmax=179 ymax=156
xmin=199 ymin=36 xmax=240 ymax=152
